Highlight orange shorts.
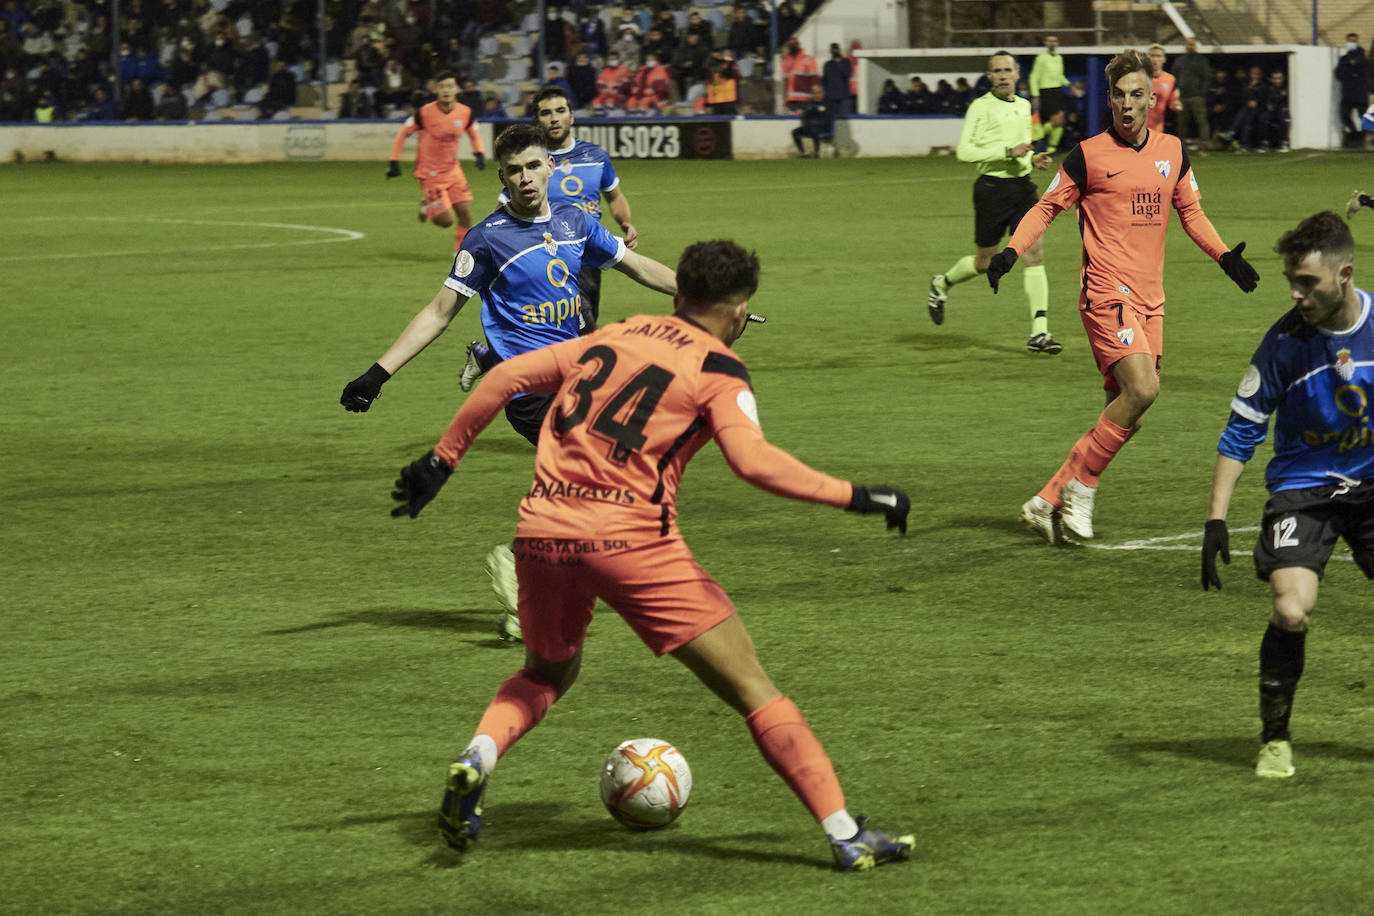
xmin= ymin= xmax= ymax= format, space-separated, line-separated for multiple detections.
xmin=1079 ymin=296 xmax=1163 ymax=392
xmin=420 ymin=171 xmax=473 ymax=217
xmin=512 ymin=534 xmax=737 ymax=661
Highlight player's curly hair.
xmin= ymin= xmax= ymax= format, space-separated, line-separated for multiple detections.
xmin=1104 ymin=49 xmax=1151 ymax=86
xmin=1276 ymin=211 xmax=1354 ymax=263
xmin=676 ymin=240 xmax=760 ymax=306
xmin=494 ymin=123 xmax=549 ymax=164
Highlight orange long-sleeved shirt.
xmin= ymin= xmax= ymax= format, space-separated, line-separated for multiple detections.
xmin=435 ymin=314 xmax=853 ymax=539
xmin=389 ymin=100 xmax=484 ymax=181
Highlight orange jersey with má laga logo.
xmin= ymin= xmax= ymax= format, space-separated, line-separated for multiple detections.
xmin=1008 ymin=127 xmax=1227 ymax=312
xmin=434 ymin=314 xmax=852 ymax=539
xmin=389 ymin=100 xmax=484 ymax=180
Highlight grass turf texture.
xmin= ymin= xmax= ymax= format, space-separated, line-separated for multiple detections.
xmin=3 ymin=152 xmax=1373 ymax=914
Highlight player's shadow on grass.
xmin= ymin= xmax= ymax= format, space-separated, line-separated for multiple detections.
xmin=399 ymin=802 xmax=821 ymax=869
xmin=1107 ymin=736 xmax=1374 ymax=770
xmin=262 ymin=608 xmax=509 ymax=643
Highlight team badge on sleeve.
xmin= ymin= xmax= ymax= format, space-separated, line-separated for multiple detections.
xmin=454 ymin=250 xmax=474 ymax=278
xmin=1189 ymin=172 xmax=1199 ymax=192
xmin=736 ymin=390 xmax=759 ymax=425
xmin=1237 ymin=364 xmax=1261 ymax=397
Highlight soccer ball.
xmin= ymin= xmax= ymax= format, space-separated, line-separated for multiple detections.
xmin=599 ymin=738 xmax=692 ymax=830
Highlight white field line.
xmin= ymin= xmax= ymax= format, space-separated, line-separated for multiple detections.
xmin=2 ymin=216 xmax=364 ymax=261
xmin=1086 ymin=525 xmax=1354 ymax=561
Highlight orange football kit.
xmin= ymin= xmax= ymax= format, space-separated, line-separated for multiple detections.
xmin=390 ymin=99 xmax=485 ymax=220
xmin=435 ymin=314 xmax=853 ymax=659
xmin=1148 ymin=70 xmax=1178 ymax=132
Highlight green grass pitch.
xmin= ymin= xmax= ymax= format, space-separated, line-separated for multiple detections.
xmin=3 ymin=151 xmax=1373 ymax=914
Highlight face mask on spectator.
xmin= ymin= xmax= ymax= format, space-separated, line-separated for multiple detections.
xmin=1348 ymin=41 xmax=1359 ymax=52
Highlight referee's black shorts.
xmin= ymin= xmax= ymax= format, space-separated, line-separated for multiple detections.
xmin=973 ymin=174 xmax=1039 ymax=248
xmin=1037 ymin=86 xmax=1064 ymax=120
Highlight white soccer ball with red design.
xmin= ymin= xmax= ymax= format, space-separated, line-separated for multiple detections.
xmin=599 ymin=738 xmax=692 ymax=830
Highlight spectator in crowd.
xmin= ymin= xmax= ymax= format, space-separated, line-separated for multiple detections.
xmin=1336 ymin=32 xmax=1368 ymax=147
xmin=671 ymin=29 xmax=710 ymax=99
xmin=33 ymin=89 xmax=55 ymax=121
xmin=458 ymin=77 xmax=483 ymax=113
xmin=935 ymin=79 xmax=958 ymax=113
xmin=204 ymin=30 xmax=236 ymax=94
xmin=355 ymin=36 xmax=385 ymax=88
xmin=727 ymin=7 xmax=758 ymax=60
xmin=122 ymin=75 xmax=154 ymax=120
xmin=821 ymin=42 xmax=851 ymax=115
xmin=904 ymin=76 xmax=936 ymax=113
xmin=1261 ymin=67 xmax=1291 ymax=151
xmin=877 ymin=77 xmax=904 ymax=114
xmin=338 ymin=78 xmax=376 ymax=118
xmin=685 ymin=10 xmax=712 ymax=46
xmin=567 ymin=51 xmax=597 ymax=108
xmin=791 ymin=84 xmax=834 ymax=157
xmin=168 ymin=37 xmax=201 ymax=91
xmin=577 ymin=10 xmax=606 ymax=58
xmin=541 ymin=62 xmax=572 ymax=98
xmin=593 ymin=52 xmax=631 ymax=110
xmin=642 ymin=27 xmax=673 ymax=69
xmin=482 ymin=94 xmax=507 ymax=119
xmin=155 ymin=83 xmax=187 ymax=120
xmin=653 ymin=7 xmax=677 ymax=50
xmin=625 ymin=52 xmax=670 ymax=113
xmin=777 ymin=1 xmax=803 ymax=39
xmin=611 ymin=24 xmax=641 ymax=73
xmin=1174 ymin=36 xmax=1211 ymax=151
xmin=1060 ymin=78 xmax=1087 ymax=151
xmin=953 ymin=77 xmax=974 ymax=112
xmin=376 ymin=56 xmax=413 ymax=113
xmin=80 ymin=85 xmax=119 ymax=121
xmin=235 ymin=34 xmax=269 ymax=101
xmin=781 ymin=36 xmax=817 ymax=111
xmin=1221 ymin=65 xmax=1266 ymax=151
xmin=705 ymin=48 xmax=739 ymax=115
xmin=443 ymin=36 xmax=467 ymax=75
xmin=258 ymin=57 xmax=296 ymax=119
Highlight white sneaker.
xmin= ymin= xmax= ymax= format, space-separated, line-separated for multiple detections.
xmin=484 ymin=544 xmax=521 ymax=641
xmin=1059 ymin=479 xmax=1097 ymax=540
xmin=1020 ymin=495 xmax=1074 ymax=545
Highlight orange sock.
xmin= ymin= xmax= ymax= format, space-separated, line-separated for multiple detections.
xmin=1037 ymin=412 xmax=1134 ymax=502
xmin=746 ymin=696 xmax=846 ymax=821
xmin=1077 ymin=413 xmax=1133 ymax=487
xmin=473 ymin=668 xmax=558 ymax=758
xmin=453 ymin=224 xmax=468 ymax=251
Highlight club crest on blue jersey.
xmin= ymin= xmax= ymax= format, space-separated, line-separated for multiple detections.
xmin=542 ymin=231 xmax=557 ymax=255
xmin=1337 ymin=348 xmax=1355 ymax=381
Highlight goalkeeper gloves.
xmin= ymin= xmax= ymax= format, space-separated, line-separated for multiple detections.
xmin=473 ymin=151 xmax=485 ymax=170
xmin=340 ymin=362 xmax=391 ymax=413
xmin=391 ymin=449 xmax=452 ymax=519
xmin=1201 ymin=519 xmax=1230 ymax=591
xmin=848 ymin=485 xmax=910 ymax=534
xmin=1218 ymin=242 xmax=1259 ymax=292
xmin=386 ymin=160 xmax=401 ymax=179
xmin=986 ymin=247 xmax=1018 ymax=293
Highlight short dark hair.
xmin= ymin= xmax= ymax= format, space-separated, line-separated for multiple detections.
xmin=433 ymin=70 xmax=456 ymax=84
xmin=1276 ymin=211 xmax=1354 ymax=265
xmin=494 ymin=123 xmax=549 ymax=163
xmin=676 ymin=240 xmax=760 ymax=306
xmin=533 ymin=85 xmax=572 ymax=109
xmin=1105 ymin=49 xmax=1151 ymax=86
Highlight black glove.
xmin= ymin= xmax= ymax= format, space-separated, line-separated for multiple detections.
xmin=986 ymin=247 xmax=1018 ymax=293
xmin=473 ymin=151 xmax=485 ymax=170
xmin=1201 ymin=518 xmax=1230 ymax=591
xmin=1218 ymin=242 xmax=1259 ymax=293
xmin=848 ymin=485 xmax=910 ymax=535
xmin=340 ymin=362 xmax=391 ymax=413
xmin=391 ymin=449 xmax=453 ymax=518
xmin=386 ymin=160 xmax=401 ymax=179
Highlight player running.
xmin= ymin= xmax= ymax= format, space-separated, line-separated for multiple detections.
xmin=461 ymin=85 xmax=641 ymax=392
xmin=387 ymin=72 xmax=486 ymax=252
xmin=343 ymin=123 xmax=678 ymax=640
xmin=988 ymin=48 xmax=1259 ymax=544
xmin=928 ymin=51 xmax=1060 ymax=354
xmin=1201 ymin=211 xmax=1374 ymax=779
xmin=390 ymin=239 xmax=914 ymax=871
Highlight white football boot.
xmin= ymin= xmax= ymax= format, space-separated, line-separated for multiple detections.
xmin=1059 ymin=478 xmax=1097 ymax=540
xmin=484 ymin=544 xmax=521 ymax=641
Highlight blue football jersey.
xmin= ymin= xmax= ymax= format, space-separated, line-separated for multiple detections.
xmin=1217 ymin=289 xmax=1374 ymax=491
xmin=547 ymin=138 xmax=620 ymax=217
xmin=443 ymin=200 xmax=626 ymax=361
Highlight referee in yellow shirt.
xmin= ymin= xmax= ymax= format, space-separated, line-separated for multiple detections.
xmin=1029 ymin=35 xmax=1071 ymax=152
xmin=928 ymin=51 xmax=1060 ymax=354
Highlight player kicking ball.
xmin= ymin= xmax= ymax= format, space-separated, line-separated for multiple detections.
xmin=389 ymin=240 xmax=915 ymax=870
xmin=1201 ymin=211 xmax=1374 ymax=779
xmin=988 ymin=48 xmax=1258 ymax=545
